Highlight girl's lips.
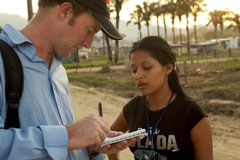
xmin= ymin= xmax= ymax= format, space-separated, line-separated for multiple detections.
xmin=137 ymin=83 xmax=147 ymax=89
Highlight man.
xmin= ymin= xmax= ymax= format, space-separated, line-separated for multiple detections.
xmin=0 ymin=0 xmax=137 ymax=159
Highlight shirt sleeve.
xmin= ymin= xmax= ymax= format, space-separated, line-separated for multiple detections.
xmin=186 ymin=99 xmax=207 ymax=131
xmin=0 ymin=124 xmax=68 ymax=160
xmin=0 ymin=53 xmax=68 ymax=159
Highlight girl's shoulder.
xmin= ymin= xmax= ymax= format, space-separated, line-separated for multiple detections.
xmin=123 ymin=96 xmax=146 ymax=117
xmin=174 ymin=96 xmax=201 ymax=109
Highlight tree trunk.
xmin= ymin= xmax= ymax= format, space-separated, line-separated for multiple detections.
xmin=238 ymin=27 xmax=240 ymax=40
xmin=138 ymin=23 xmax=142 ymax=39
xmin=163 ymin=15 xmax=167 ymax=41
xmin=147 ymin=23 xmax=150 ymax=36
xmin=214 ymin=25 xmax=218 ymax=42
xmin=186 ymin=14 xmax=190 ymax=60
xmin=194 ymin=20 xmax=197 ymax=44
xmin=172 ymin=18 xmax=175 ymax=44
xmin=179 ymin=18 xmax=182 ymax=55
xmin=102 ymin=33 xmax=106 ymax=56
xmin=157 ymin=16 xmax=160 ymax=37
xmin=179 ymin=17 xmax=182 ymax=44
xmin=114 ymin=10 xmax=120 ymax=63
xmin=238 ymin=27 xmax=240 ymax=39
xmin=27 ymin=0 xmax=33 ymax=22
xmin=220 ymin=25 xmax=224 ymax=38
xmin=114 ymin=41 xmax=119 ymax=64
xmin=106 ymin=37 xmax=113 ymax=64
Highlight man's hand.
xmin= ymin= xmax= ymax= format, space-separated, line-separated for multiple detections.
xmin=65 ymin=114 xmax=110 ymax=150
xmin=88 ymin=131 xmax=140 ymax=154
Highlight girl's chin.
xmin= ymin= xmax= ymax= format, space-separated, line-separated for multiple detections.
xmin=139 ymin=91 xmax=150 ymax=96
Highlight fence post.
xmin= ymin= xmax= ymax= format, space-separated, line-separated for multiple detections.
xmin=229 ymin=48 xmax=232 ymax=57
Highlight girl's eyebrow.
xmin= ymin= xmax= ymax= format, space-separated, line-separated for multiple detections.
xmin=130 ymin=61 xmax=150 ymax=67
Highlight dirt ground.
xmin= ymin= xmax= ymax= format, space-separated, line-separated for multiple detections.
xmin=70 ymin=82 xmax=240 ymax=160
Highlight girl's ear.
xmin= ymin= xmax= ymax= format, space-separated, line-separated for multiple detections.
xmin=166 ymin=63 xmax=174 ymax=75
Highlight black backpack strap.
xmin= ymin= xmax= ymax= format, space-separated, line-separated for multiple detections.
xmin=0 ymin=40 xmax=23 ymax=129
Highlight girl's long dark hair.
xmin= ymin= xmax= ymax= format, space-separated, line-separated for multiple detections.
xmin=130 ymin=36 xmax=186 ymax=97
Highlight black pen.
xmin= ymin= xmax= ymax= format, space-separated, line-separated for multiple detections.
xmin=98 ymin=102 xmax=103 ymax=117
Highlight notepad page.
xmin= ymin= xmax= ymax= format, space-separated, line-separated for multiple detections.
xmin=101 ymin=129 xmax=147 ymax=147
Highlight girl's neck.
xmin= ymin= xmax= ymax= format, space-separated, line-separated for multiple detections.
xmin=147 ymin=88 xmax=175 ymax=111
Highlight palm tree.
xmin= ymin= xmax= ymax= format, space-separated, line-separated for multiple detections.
xmin=182 ymin=0 xmax=193 ymax=59
xmin=226 ymin=12 xmax=240 ymax=38
xmin=191 ymin=0 xmax=207 ymax=43
xmin=207 ymin=10 xmax=220 ymax=40
xmin=161 ymin=4 xmax=169 ymax=40
xmin=176 ymin=0 xmax=185 ymax=44
xmin=152 ymin=1 xmax=163 ymax=37
xmin=217 ymin=10 xmax=229 ymax=38
xmin=141 ymin=2 xmax=154 ymax=36
xmin=27 ymin=0 xmax=33 ymax=22
xmin=111 ymin=0 xmax=128 ymax=63
xmin=127 ymin=5 xmax=143 ymax=39
xmin=166 ymin=0 xmax=177 ymax=44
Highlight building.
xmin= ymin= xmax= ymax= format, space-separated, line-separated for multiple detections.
xmin=190 ymin=41 xmax=218 ymax=55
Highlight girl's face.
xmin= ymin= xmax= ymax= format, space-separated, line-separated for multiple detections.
xmin=130 ymin=50 xmax=172 ymax=96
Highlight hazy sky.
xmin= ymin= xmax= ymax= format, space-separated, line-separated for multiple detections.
xmin=0 ymin=0 xmax=240 ymax=26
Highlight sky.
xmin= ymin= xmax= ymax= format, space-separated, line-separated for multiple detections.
xmin=0 ymin=0 xmax=240 ymax=27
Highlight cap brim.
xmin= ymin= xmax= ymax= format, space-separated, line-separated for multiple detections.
xmin=90 ymin=10 xmax=123 ymax=40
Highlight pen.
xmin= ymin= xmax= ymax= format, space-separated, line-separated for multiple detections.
xmin=98 ymin=102 xmax=103 ymax=117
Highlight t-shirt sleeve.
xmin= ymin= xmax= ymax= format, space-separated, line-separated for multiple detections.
xmin=123 ymin=98 xmax=135 ymax=123
xmin=123 ymin=96 xmax=142 ymax=123
xmin=185 ymin=99 xmax=207 ymax=131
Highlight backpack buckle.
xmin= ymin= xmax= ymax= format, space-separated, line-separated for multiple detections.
xmin=7 ymin=93 xmax=20 ymax=109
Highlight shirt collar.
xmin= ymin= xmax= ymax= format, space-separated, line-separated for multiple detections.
xmin=2 ymin=24 xmax=32 ymax=45
xmin=2 ymin=24 xmax=64 ymax=66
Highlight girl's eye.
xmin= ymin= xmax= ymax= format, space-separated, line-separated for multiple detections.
xmin=144 ymin=67 xmax=151 ymax=70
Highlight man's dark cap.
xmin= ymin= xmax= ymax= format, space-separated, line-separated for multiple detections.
xmin=77 ymin=0 xmax=123 ymax=40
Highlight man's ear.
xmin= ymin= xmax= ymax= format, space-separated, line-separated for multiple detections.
xmin=58 ymin=2 xmax=73 ymax=19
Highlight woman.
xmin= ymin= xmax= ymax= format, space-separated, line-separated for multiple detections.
xmin=108 ymin=36 xmax=213 ymax=160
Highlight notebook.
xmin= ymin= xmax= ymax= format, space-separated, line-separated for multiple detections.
xmin=101 ymin=128 xmax=147 ymax=147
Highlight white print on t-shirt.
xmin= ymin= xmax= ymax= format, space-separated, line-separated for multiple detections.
xmin=148 ymin=127 xmax=160 ymax=135
xmin=131 ymin=128 xmax=178 ymax=151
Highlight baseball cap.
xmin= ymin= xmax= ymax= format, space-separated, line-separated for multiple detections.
xmin=77 ymin=0 xmax=123 ymax=40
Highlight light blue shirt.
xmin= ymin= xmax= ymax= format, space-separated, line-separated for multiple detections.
xmin=0 ymin=24 xmax=104 ymax=160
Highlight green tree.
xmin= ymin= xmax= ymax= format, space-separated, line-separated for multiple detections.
xmin=127 ymin=5 xmax=143 ymax=39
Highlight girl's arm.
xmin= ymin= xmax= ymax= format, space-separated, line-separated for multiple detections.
xmin=191 ymin=117 xmax=213 ymax=160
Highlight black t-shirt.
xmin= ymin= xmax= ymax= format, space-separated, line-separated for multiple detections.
xmin=123 ymin=96 xmax=207 ymax=160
